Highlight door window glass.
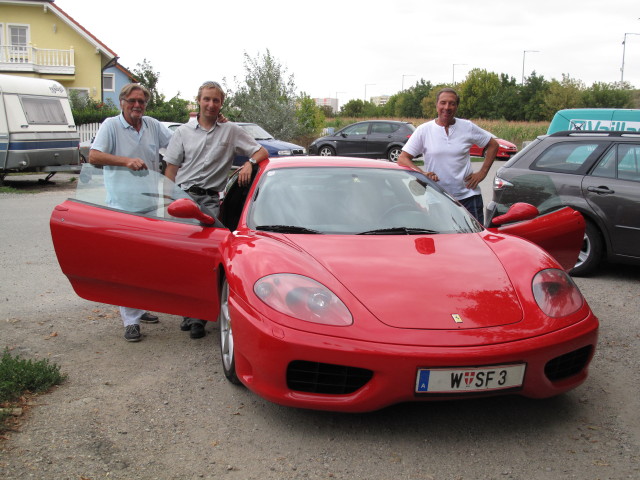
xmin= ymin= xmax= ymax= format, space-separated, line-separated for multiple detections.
xmin=617 ymin=144 xmax=640 ymax=181
xmin=342 ymin=123 xmax=369 ymax=136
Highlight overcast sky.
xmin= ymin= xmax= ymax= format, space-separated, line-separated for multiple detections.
xmin=56 ymin=0 xmax=640 ymax=108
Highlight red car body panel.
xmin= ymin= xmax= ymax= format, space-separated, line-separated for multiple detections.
xmin=49 ymin=157 xmax=598 ymax=412
xmin=470 ymin=138 xmax=518 ymax=159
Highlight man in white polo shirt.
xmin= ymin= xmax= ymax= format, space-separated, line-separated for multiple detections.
xmin=163 ymin=80 xmax=268 ymax=339
xmin=398 ymin=88 xmax=499 ymax=224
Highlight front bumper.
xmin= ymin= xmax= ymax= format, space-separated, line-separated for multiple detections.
xmin=229 ymin=292 xmax=599 ymax=413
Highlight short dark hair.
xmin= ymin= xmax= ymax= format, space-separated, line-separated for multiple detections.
xmin=436 ymin=88 xmax=460 ymax=105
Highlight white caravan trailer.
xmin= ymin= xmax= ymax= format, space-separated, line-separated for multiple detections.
xmin=0 ymin=74 xmax=80 ymax=183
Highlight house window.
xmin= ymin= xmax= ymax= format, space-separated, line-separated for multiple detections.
xmin=8 ymin=25 xmax=29 ymax=61
xmin=68 ymin=88 xmax=90 ymax=108
xmin=103 ymin=73 xmax=115 ymax=92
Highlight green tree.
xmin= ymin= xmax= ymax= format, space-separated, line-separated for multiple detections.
xmin=521 ymin=72 xmax=550 ymax=121
xmin=493 ymin=74 xmax=523 ymax=121
xmin=146 ymin=95 xmax=191 ymax=123
xmin=542 ymin=74 xmax=585 ymax=118
xmin=582 ymin=82 xmax=634 ymax=108
xmin=457 ymin=69 xmax=501 ymax=118
xmin=296 ymin=93 xmax=325 ymax=137
xmin=225 ymin=50 xmax=298 ymax=141
xmin=340 ymin=99 xmax=367 ymax=117
xmin=134 ymin=59 xmax=164 ymax=110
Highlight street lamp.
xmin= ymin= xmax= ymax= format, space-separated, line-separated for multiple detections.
xmin=621 ymin=33 xmax=640 ymax=84
xmin=402 ymin=74 xmax=415 ymax=91
xmin=452 ymin=64 xmax=467 ymax=84
xmin=522 ymin=50 xmax=539 ymax=85
xmin=364 ymin=83 xmax=375 ymax=102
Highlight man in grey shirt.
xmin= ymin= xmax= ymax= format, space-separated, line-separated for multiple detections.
xmin=163 ymin=80 xmax=268 ymax=339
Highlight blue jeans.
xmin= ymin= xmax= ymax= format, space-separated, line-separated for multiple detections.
xmin=459 ymin=194 xmax=484 ymax=224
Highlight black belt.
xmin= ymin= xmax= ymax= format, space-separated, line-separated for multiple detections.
xmin=185 ymin=185 xmax=218 ymax=196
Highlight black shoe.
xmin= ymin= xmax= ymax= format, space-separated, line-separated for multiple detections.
xmin=124 ymin=324 xmax=141 ymax=342
xmin=140 ymin=312 xmax=159 ymax=324
xmin=180 ymin=317 xmax=190 ymax=331
xmin=190 ymin=323 xmax=205 ymax=339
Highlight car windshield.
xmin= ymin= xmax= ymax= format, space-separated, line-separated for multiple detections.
xmin=247 ymin=166 xmax=482 ymax=235
xmin=73 ymin=164 xmax=204 ymax=224
xmin=240 ymin=124 xmax=273 ymax=140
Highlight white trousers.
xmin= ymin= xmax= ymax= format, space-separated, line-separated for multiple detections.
xmin=119 ymin=306 xmax=145 ymax=326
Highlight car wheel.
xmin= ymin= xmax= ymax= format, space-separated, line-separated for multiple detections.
xmin=318 ymin=146 xmax=335 ymax=156
xmin=570 ymin=220 xmax=603 ymax=276
xmin=387 ymin=147 xmax=402 ymax=162
xmin=219 ymin=278 xmax=241 ymax=384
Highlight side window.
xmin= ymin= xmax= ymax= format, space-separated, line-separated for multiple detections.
xmin=20 ymin=96 xmax=67 ymax=124
xmin=617 ymin=144 xmax=640 ymax=181
xmin=76 ymin=164 xmax=203 ymax=225
xmin=343 ymin=123 xmax=369 ymax=136
xmin=591 ymin=147 xmax=616 ymax=179
xmin=371 ymin=122 xmax=399 ymax=134
xmin=533 ymin=142 xmax=602 ymax=173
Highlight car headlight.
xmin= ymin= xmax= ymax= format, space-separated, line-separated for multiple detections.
xmin=254 ymin=273 xmax=353 ymax=326
xmin=532 ymin=269 xmax=583 ymax=318
xmin=277 ymin=150 xmax=293 ymax=156
xmin=498 ymin=143 xmax=510 ymax=149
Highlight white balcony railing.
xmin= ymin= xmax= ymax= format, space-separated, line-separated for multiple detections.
xmin=0 ymin=45 xmax=75 ymax=75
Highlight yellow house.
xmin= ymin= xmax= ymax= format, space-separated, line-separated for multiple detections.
xmin=0 ymin=0 xmax=117 ymax=102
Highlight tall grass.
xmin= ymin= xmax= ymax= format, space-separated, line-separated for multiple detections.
xmin=322 ymin=117 xmax=549 ymax=150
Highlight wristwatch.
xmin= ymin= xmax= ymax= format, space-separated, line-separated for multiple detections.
xmin=248 ymin=157 xmax=257 ymax=165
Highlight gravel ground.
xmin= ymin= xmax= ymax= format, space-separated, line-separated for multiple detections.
xmin=0 ymin=171 xmax=639 ymax=480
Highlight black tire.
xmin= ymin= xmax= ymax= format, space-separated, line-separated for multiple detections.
xmin=318 ymin=145 xmax=335 ymax=156
xmin=570 ymin=220 xmax=603 ymax=276
xmin=218 ymin=278 xmax=241 ymax=384
xmin=387 ymin=147 xmax=402 ymax=162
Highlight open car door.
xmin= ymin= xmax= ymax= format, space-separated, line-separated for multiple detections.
xmin=50 ymin=165 xmax=229 ymax=321
xmin=487 ymin=203 xmax=586 ymax=271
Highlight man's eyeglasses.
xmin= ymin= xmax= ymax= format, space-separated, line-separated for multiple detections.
xmin=123 ymin=98 xmax=147 ymax=105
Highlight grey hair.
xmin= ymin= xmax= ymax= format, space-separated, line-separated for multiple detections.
xmin=436 ymin=87 xmax=460 ymax=105
xmin=119 ymin=83 xmax=150 ymax=102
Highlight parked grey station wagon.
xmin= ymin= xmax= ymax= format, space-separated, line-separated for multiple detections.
xmin=486 ymin=131 xmax=640 ymax=275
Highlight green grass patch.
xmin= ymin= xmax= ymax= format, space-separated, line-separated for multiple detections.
xmin=0 ymin=349 xmax=66 ymax=430
xmin=0 ymin=186 xmax=20 ymax=194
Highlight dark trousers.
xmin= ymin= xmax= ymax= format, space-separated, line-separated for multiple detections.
xmin=459 ymin=194 xmax=484 ymax=224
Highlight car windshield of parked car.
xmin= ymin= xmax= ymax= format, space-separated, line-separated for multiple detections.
xmin=247 ymin=166 xmax=482 ymax=235
xmin=74 ymin=164 xmax=203 ymax=224
xmin=240 ymin=123 xmax=274 ymax=140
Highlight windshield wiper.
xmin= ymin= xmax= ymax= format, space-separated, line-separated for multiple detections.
xmin=357 ymin=227 xmax=439 ymax=235
xmin=256 ymin=225 xmax=322 ymax=234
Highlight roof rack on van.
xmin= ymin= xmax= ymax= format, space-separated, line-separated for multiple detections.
xmin=549 ymin=130 xmax=640 ymax=138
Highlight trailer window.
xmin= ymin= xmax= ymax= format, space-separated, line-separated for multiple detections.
xmin=20 ymin=96 xmax=67 ymax=125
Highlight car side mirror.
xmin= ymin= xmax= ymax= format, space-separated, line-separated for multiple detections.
xmin=168 ymin=198 xmax=215 ymax=226
xmin=490 ymin=202 xmax=539 ymax=226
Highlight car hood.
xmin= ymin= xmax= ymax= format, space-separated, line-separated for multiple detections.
xmin=258 ymin=138 xmax=304 ymax=151
xmin=290 ymin=233 xmax=524 ymax=330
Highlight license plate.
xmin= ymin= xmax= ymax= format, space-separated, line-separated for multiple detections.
xmin=415 ymin=364 xmax=526 ymax=394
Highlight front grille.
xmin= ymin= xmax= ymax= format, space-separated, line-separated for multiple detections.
xmin=544 ymin=346 xmax=593 ymax=381
xmin=287 ymin=361 xmax=373 ymax=394
xmin=291 ymin=149 xmax=306 ymax=156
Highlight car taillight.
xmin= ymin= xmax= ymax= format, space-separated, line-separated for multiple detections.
xmin=532 ymin=269 xmax=583 ymax=318
xmin=493 ymin=177 xmax=513 ymax=190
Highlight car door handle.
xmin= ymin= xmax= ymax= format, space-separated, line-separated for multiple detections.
xmin=587 ymin=186 xmax=615 ymax=195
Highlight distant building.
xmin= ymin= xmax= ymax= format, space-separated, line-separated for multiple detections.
xmin=371 ymin=95 xmax=390 ymax=107
xmin=314 ymin=97 xmax=339 ymax=113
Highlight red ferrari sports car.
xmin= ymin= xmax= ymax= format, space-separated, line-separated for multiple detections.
xmin=50 ymin=157 xmax=598 ymax=412
xmin=470 ymin=137 xmax=518 ymax=159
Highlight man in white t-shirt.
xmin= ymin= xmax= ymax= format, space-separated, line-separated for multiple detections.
xmin=398 ymin=88 xmax=498 ymax=223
